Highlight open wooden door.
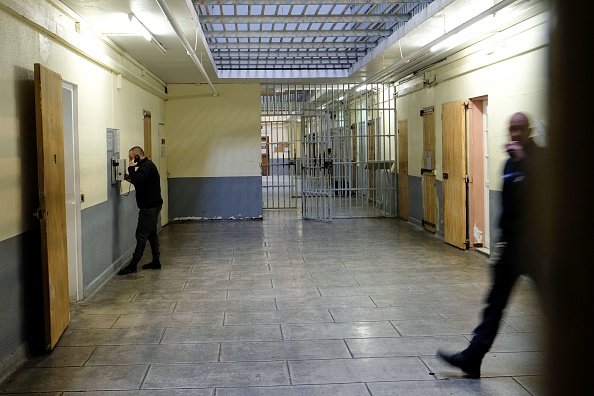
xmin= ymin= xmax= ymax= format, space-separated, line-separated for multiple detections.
xmin=421 ymin=107 xmax=437 ymax=233
xmin=34 ymin=63 xmax=70 ymax=350
xmin=397 ymin=120 xmax=409 ymax=220
xmin=442 ymin=100 xmax=468 ymax=249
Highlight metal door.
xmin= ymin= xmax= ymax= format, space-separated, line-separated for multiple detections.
xmin=301 ymin=113 xmax=332 ymax=221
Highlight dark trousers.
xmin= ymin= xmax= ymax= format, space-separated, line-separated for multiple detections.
xmin=469 ymin=241 xmax=521 ymax=355
xmin=132 ymin=205 xmax=162 ymax=263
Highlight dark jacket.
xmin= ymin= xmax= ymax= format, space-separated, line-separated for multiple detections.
xmin=128 ymin=158 xmax=163 ymax=209
xmin=499 ymin=138 xmax=540 ymax=242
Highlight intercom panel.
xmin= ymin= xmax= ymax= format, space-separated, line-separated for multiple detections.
xmin=111 ymin=157 xmax=127 ymax=184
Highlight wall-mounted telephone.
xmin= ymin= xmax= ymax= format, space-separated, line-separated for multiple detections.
xmin=111 ymin=157 xmax=127 ymax=184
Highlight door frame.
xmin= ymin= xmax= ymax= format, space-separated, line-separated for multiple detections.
xmin=468 ymin=96 xmax=490 ymax=253
xmin=62 ymin=81 xmax=83 ymax=301
xmin=397 ymin=119 xmax=409 ymax=220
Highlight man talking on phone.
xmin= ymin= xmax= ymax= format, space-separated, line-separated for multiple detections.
xmin=437 ymin=112 xmax=543 ymax=378
xmin=118 ymin=146 xmax=163 ymax=275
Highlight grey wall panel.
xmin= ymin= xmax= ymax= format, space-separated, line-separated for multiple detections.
xmin=489 ymin=189 xmax=503 ymax=251
xmin=81 ymin=185 xmax=138 ymax=297
xmin=436 ymin=180 xmax=443 ymax=237
xmin=0 ymin=229 xmax=44 ymax=380
xmin=407 ymin=175 xmax=423 ymax=228
xmin=168 ymin=177 xmax=263 ymax=220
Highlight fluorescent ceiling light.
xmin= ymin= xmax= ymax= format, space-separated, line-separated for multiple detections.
xmin=129 ymin=13 xmax=152 ymax=41
xmin=103 ymin=12 xmax=166 ymax=54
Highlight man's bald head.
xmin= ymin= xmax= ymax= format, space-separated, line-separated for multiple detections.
xmin=509 ymin=112 xmax=531 ymax=145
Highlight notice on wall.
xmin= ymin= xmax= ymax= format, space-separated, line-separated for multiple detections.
xmin=106 ymin=129 xmax=113 ymax=152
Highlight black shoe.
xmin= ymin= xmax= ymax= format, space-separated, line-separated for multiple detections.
xmin=437 ymin=349 xmax=482 ymax=378
xmin=142 ymin=260 xmax=161 ymax=269
xmin=117 ymin=264 xmax=137 ymax=275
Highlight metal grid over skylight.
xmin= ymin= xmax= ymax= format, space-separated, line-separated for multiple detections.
xmin=192 ymin=1 xmax=435 ymax=71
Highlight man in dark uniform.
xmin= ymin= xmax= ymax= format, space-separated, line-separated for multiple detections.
xmin=118 ymin=146 xmax=163 ymax=275
xmin=437 ymin=112 xmax=542 ymax=378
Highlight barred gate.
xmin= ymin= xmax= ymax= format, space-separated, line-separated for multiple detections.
xmin=261 ymin=84 xmax=397 ymax=218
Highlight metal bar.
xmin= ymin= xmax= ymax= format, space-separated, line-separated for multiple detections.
xmin=195 ymin=0 xmax=428 ymax=4
xmin=204 ymin=29 xmax=392 ymax=38
xmin=211 ymin=42 xmax=376 ymax=49
xmin=199 ymin=14 xmax=409 ymax=24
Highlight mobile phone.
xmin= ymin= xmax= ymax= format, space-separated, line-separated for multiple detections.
xmin=134 ymin=155 xmax=140 ymax=163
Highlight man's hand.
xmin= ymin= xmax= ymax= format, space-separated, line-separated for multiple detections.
xmin=505 ymin=141 xmax=526 ymax=161
xmin=124 ymin=174 xmax=131 ymax=182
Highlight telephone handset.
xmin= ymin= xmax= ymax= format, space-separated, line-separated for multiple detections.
xmin=134 ymin=155 xmax=140 ymax=164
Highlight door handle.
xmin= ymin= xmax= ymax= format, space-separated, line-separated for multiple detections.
xmin=33 ymin=207 xmax=46 ymax=220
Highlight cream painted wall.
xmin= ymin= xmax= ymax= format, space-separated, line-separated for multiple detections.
xmin=0 ymin=0 xmax=167 ymax=241
xmin=395 ymin=13 xmax=549 ymax=192
xmin=166 ymin=84 xmax=262 ymax=178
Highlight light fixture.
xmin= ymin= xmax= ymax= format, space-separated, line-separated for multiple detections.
xmin=128 ymin=13 xmax=151 ymax=41
xmin=129 ymin=13 xmax=166 ymax=54
xmin=103 ymin=13 xmax=166 ymax=54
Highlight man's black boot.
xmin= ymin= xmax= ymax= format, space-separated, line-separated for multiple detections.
xmin=142 ymin=259 xmax=161 ymax=269
xmin=437 ymin=348 xmax=483 ymax=378
xmin=118 ymin=259 xmax=139 ymax=275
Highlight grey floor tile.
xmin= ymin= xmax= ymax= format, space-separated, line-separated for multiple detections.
xmin=282 ymin=322 xmax=400 ymax=340
xmin=56 ymin=327 xmax=165 ymax=347
xmin=275 ymin=295 xmax=377 ymax=310
xmin=215 ymin=383 xmax=371 ymax=396
xmin=161 ymin=325 xmax=282 ymax=343
xmin=224 ymin=309 xmax=333 ymax=325
xmin=25 ymin=346 xmax=96 ymax=367
xmin=220 ymin=340 xmax=351 ymax=361
xmin=112 ymin=312 xmax=225 ymax=328
xmin=367 ymin=377 xmax=535 ymax=396
xmin=86 ymin=343 xmax=220 ymax=365
xmin=77 ymin=301 xmax=176 ymax=315
xmin=391 ymin=318 xmax=516 ymax=337
xmin=346 ymin=335 xmax=469 ymax=358
xmin=68 ymin=313 xmax=121 ymax=329
xmin=288 ymin=357 xmax=431 ymax=384
xmin=227 ymin=287 xmax=321 ymax=299
xmin=132 ymin=290 xmax=228 ymax=301
xmin=330 ymin=306 xmax=441 ymax=322
xmin=1 ymin=365 xmax=148 ymax=392
xmin=174 ymin=298 xmax=277 ymax=313
xmin=63 ymin=390 xmax=214 ymax=395
xmin=515 ymin=375 xmax=546 ymax=396
xmin=142 ymin=362 xmax=290 ymax=388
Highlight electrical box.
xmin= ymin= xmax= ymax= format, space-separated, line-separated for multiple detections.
xmin=111 ymin=157 xmax=127 ymax=184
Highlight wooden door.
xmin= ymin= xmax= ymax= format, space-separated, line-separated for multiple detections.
xmin=422 ymin=108 xmax=437 ymax=233
xmin=397 ymin=120 xmax=409 ymax=220
xmin=34 ymin=63 xmax=70 ymax=350
xmin=442 ymin=100 xmax=467 ymax=249
xmin=367 ymin=120 xmax=376 ymax=202
xmin=261 ymin=136 xmax=269 ymax=176
xmin=143 ymin=111 xmax=152 ymax=158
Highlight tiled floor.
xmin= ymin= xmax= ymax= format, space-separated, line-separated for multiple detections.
xmin=1 ymin=210 xmax=545 ymax=395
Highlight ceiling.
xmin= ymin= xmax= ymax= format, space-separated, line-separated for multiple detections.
xmin=58 ymin=0 xmax=548 ymax=86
